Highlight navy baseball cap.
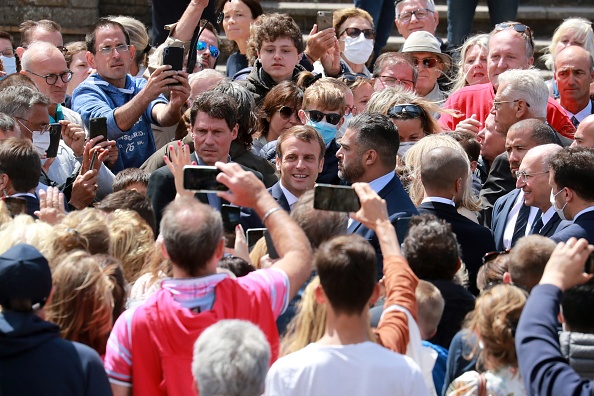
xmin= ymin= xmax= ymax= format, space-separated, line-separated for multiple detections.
xmin=0 ymin=244 xmax=52 ymax=310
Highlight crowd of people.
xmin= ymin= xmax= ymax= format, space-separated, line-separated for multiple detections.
xmin=1 ymin=0 xmax=594 ymax=395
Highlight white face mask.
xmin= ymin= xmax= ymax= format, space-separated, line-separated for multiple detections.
xmin=343 ymin=34 xmax=374 ymax=65
xmin=32 ymin=131 xmax=50 ymax=157
xmin=0 ymin=55 xmax=17 ymax=75
xmin=550 ymin=189 xmax=568 ymax=221
xmin=336 ymin=113 xmax=353 ymax=139
xmin=398 ymin=141 xmax=417 ymax=158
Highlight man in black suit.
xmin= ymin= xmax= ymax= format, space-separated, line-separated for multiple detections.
xmin=0 ymin=138 xmax=41 ymax=217
xmin=572 ymin=114 xmax=594 ymax=148
xmin=516 ymin=144 xmax=569 ymax=238
xmin=554 ymin=45 xmax=594 ymax=128
xmin=270 ymin=125 xmax=325 ymax=212
xmin=337 ymin=113 xmax=418 ymax=278
xmin=550 ymin=147 xmax=594 ymax=244
xmin=418 ymin=147 xmax=495 ymax=295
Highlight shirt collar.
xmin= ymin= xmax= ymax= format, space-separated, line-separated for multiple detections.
xmin=574 ymin=205 xmax=594 ymax=221
xmin=566 ymin=101 xmax=593 ymax=122
xmin=368 ymin=172 xmax=394 ymax=194
xmin=422 ymin=196 xmax=456 ymax=207
xmin=279 ymin=182 xmax=299 ymax=207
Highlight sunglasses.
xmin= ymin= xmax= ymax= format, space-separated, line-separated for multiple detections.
xmin=495 ymin=22 xmax=534 ymax=48
xmin=412 ymin=57 xmax=439 ymax=69
xmin=387 ymin=104 xmax=423 ymax=118
xmin=482 ymin=249 xmax=511 ymax=265
xmin=305 ymin=110 xmax=342 ymax=125
xmin=341 ymin=72 xmax=370 ymax=81
xmin=278 ymin=106 xmax=297 ymax=120
xmin=196 ymin=41 xmax=220 ymax=58
xmin=340 ymin=27 xmax=375 ymax=40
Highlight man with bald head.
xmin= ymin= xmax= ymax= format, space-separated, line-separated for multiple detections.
xmin=555 ymin=45 xmax=594 ymax=127
xmin=572 ymin=114 xmax=594 ymax=147
xmin=516 ymin=144 xmax=568 ymax=237
xmin=418 ymin=146 xmax=495 ymax=295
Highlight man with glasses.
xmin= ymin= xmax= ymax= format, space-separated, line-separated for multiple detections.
xmin=372 ymin=52 xmax=417 ymax=92
xmin=73 ymin=19 xmax=190 ymax=173
xmin=440 ymin=22 xmax=575 ymax=140
xmin=394 ymin=0 xmax=444 ymax=51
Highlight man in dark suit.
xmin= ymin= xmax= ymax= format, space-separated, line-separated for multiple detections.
xmin=337 ymin=113 xmax=418 ymax=278
xmin=550 ymin=147 xmax=594 ymax=243
xmin=554 ymin=46 xmax=594 ymax=128
xmin=490 ymin=120 xmax=560 ymax=250
xmin=0 ymin=138 xmax=41 ymax=217
xmin=269 ymin=125 xmax=325 ymax=213
xmin=418 ymin=147 xmax=495 ymax=295
xmin=572 ymin=114 xmax=594 ymax=148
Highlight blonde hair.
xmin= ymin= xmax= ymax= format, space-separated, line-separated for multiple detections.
xmin=450 ymin=34 xmax=489 ymax=93
xmin=0 ymin=214 xmax=53 ymax=259
xmin=249 ymin=237 xmax=268 ymax=269
xmin=51 ymin=208 xmax=111 ymax=260
xmin=302 ymin=78 xmax=346 ymax=114
xmin=400 ymin=134 xmax=481 ymax=211
xmin=45 ymin=251 xmax=114 ymax=355
xmin=465 ymin=284 xmax=527 ymax=370
xmin=542 ymin=17 xmax=594 ymax=70
xmin=106 ymin=209 xmax=155 ymax=283
xmin=108 ymin=15 xmax=151 ymax=68
xmin=415 ymin=280 xmax=444 ymax=337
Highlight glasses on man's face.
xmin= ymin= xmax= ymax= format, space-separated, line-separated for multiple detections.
xmin=278 ymin=106 xmax=298 ymax=120
xmin=305 ymin=110 xmax=342 ymax=125
xmin=515 ymin=170 xmax=549 ymax=183
xmin=387 ymin=104 xmax=423 ymax=119
xmin=492 ymin=99 xmax=530 ymax=112
xmin=97 ymin=44 xmax=130 ymax=56
xmin=1 ymin=48 xmax=14 ymax=57
xmin=397 ymin=8 xmax=434 ymax=24
xmin=15 ymin=117 xmax=50 ymax=134
xmin=340 ymin=27 xmax=375 ymax=40
xmin=25 ymin=69 xmax=73 ymax=86
xmin=196 ymin=41 xmax=220 ymax=58
xmin=377 ymin=75 xmax=414 ymax=88
xmin=412 ymin=57 xmax=439 ymax=69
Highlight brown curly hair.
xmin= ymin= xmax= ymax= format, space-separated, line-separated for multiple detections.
xmin=246 ymin=13 xmax=304 ymax=65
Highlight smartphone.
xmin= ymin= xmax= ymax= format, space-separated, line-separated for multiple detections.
xmin=313 ymin=183 xmax=361 ymax=212
xmin=246 ymin=228 xmax=266 ymax=250
xmin=46 ymin=123 xmax=61 ymax=158
xmin=183 ymin=165 xmax=228 ymax=193
xmin=395 ymin=216 xmax=412 ymax=244
xmin=317 ymin=11 xmax=333 ymax=31
xmin=2 ymin=197 xmax=27 ymax=217
xmin=221 ymin=204 xmax=241 ymax=232
xmin=264 ymin=229 xmax=279 ymax=260
xmin=162 ymin=46 xmax=184 ymax=71
xmin=89 ymin=117 xmax=107 ymax=143
xmin=89 ymin=150 xmax=98 ymax=170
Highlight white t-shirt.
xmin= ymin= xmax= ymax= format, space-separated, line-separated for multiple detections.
xmin=265 ymin=341 xmax=429 ymax=396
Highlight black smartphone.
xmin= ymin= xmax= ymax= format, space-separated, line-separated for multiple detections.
xmin=183 ymin=165 xmax=228 ymax=193
xmin=89 ymin=117 xmax=107 ymax=143
xmin=162 ymin=46 xmax=184 ymax=71
xmin=2 ymin=197 xmax=27 ymax=217
xmin=89 ymin=150 xmax=99 ymax=170
xmin=264 ymin=229 xmax=279 ymax=260
xmin=246 ymin=228 xmax=266 ymax=250
xmin=395 ymin=216 xmax=412 ymax=244
xmin=317 ymin=11 xmax=333 ymax=31
xmin=46 ymin=123 xmax=61 ymax=158
xmin=313 ymin=183 xmax=361 ymax=212
xmin=221 ymin=204 xmax=241 ymax=232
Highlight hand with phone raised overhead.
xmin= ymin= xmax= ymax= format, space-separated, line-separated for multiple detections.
xmin=164 ymin=141 xmax=195 ymax=199
xmin=539 ymin=237 xmax=594 ymax=291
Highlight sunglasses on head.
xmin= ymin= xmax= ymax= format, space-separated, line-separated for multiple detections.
xmin=278 ymin=106 xmax=297 ymax=120
xmin=341 ymin=72 xmax=370 ymax=82
xmin=196 ymin=41 xmax=220 ymax=58
xmin=412 ymin=57 xmax=439 ymax=69
xmin=305 ymin=110 xmax=342 ymax=125
xmin=495 ymin=22 xmax=534 ymax=46
xmin=387 ymin=104 xmax=423 ymax=118
xmin=340 ymin=27 xmax=375 ymax=40
xmin=482 ymin=249 xmax=511 ymax=265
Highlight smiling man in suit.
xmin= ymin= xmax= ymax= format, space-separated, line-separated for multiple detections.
xmin=336 ymin=113 xmax=418 ymax=278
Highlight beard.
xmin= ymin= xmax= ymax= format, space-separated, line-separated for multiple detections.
xmin=338 ymin=159 xmax=365 ymax=183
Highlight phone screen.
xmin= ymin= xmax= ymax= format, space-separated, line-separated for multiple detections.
xmin=183 ymin=165 xmax=228 ymax=193
xmin=221 ymin=204 xmax=241 ymax=232
xmin=313 ymin=183 xmax=361 ymax=212
xmin=246 ymin=228 xmax=266 ymax=250
xmin=46 ymin=123 xmax=61 ymax=158
xmin=89 ymin=117 xmax=107 ymax=143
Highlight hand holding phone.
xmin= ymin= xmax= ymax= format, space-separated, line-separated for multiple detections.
xmin=89 ymin=117 xmax=107 ymax=143
xmin=46 ymin=123 xmax=61 ymax=158
xmin=183 ymin=165 xmax=228 ymax=193
xmin=313 ymin=183 xmax=361 ymax=212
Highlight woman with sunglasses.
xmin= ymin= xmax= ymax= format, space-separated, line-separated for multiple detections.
xmin=253 ymin=81 xmax=303 ymax=155
xmin=331 ymin=8 xmax=375 ymax=78
xmin=217 ymin=0 xmax=263 ymax=78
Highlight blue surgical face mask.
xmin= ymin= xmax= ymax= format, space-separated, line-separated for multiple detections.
xmin=307 ymin=119 xmax=336 ymax=145
xmin=0 ymin=55 xmax=17 ymax=75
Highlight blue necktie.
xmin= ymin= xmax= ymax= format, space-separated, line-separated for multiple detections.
xmin=530 ymin=215 xmax=544 ymax=235
xmin=511 ymin=203 xmax=530 ymax=246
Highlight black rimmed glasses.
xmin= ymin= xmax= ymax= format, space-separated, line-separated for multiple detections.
xmin=340 ymin=27 xmax=375 ymax=40
xmin=387 ymin=104 xmax=423 ymax=118
xmin=305 ymin=110 xmax=342 ymax=125
xmin=397 ymin=8 xmax=434 ymax=24
xmin=515 ymin=170 xmax=549 ymax=183
xmin=196 ymin=41 xmax=220 ymax=58
xmin=14 ymin=117 xmax=50 ymax=134
xmin=25 ymin=70 xmax=72 ymax=85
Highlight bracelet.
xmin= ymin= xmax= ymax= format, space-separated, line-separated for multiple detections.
xmin=262 ymin=207 xmax=283 ymax=224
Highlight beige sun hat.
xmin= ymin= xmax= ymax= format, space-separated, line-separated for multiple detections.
xmin=401 ymin=31 xmax=451 ymax=73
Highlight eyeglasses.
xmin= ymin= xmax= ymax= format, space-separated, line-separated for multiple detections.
xmin=377 ymin=75 xmax=414 ymax=88
xmin=397 ymin=8 xmax=434 ymax=24
xmin=305 ymin=110 xmax=342 ymax=125
xmin=278 ymin=106 xmax=297 ymax=120
xmin=412 ymin=57 xmax=439 ymax=69
xmin=340 ymin=27 xmax=375 ymax=40
xmin=345 ymin=104 xmax=357 ymax=116
xmin=97 ymin=44 xmax=130 ymax=56
xmin=25 ymin=70 xmax=73 ymax=85
xmin=482 ymin=249 xmax=511 ymax=265
xmin=515 ymin=170 xmax=549 ymax=182
xmin=495 ymin=22 xmax=534 ymax=49
xmin=15 ymin=117 xmax=50 ymax=134
xmin=196 ymin=41 xmax=220 ymax=58
xmin=492 ymin=99 xmax=530 ymax=111
xmin=1 ymin=48 xmax=14 ymax=57
xmin=387 ymin=104 xmax=423 ymax=118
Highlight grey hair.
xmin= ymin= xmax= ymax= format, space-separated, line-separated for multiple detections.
xmin=0 ymin=86 xmax=50 ymax=119
xmin=395 ymin=0 xmax=436 ymax=19
xmin=0 ymin=113 xmax=19 ymax=135
xmin=188 ymin=68 xmax=227 ymax=87
xmin=497 ymin=69 xmax=548 ymax=118
xmin=541 ymin=17 xmax=594 ymax=71
xmin=192 ymin=320 xmax=271 ymax=396
xmin=20 ymin=41 xmax=62 ymax=71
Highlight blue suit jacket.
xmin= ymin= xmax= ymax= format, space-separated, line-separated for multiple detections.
xmin=348 ymin=173 xmax=418 ymax=279
xmin=491 ymin=188 xmax=522 ymax=251
xmin=267 ymin=182 xmax=291 ymax=213
xmin=551 ymin=210 xmax=594 ymax=244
